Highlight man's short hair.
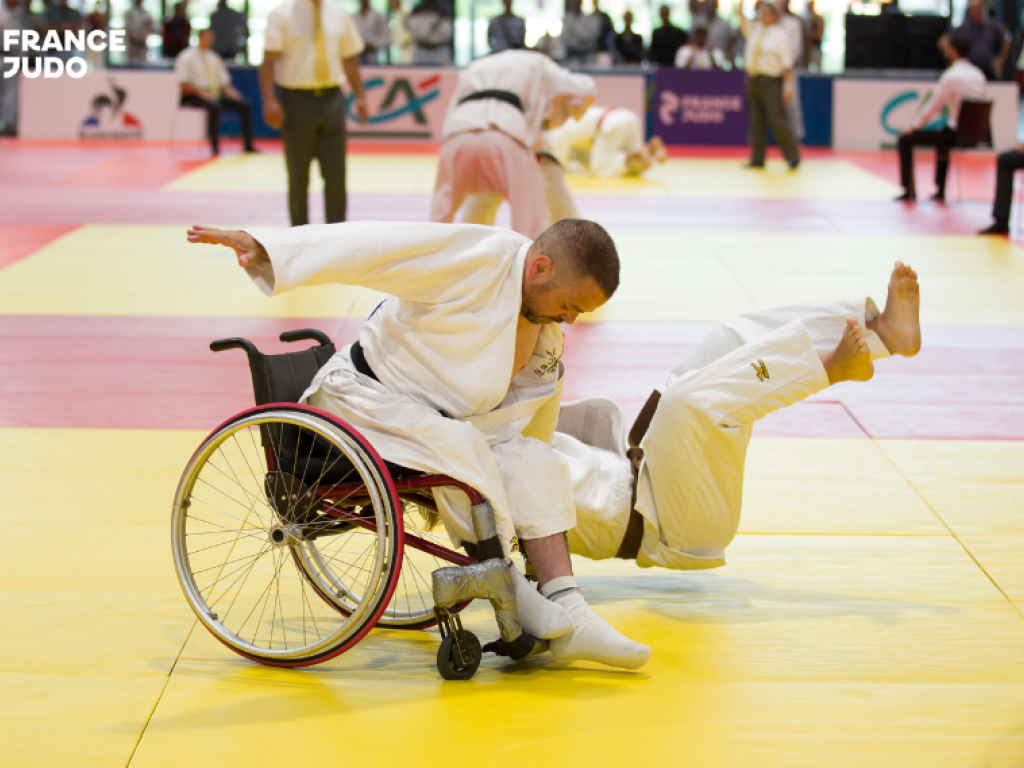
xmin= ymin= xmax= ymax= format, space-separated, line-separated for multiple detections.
xmin=948 ymin=33 xmax=972 ymax=60
xmin=533 ymin=218 xmax=620 ymax=299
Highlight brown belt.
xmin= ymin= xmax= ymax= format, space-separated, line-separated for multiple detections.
xmin=615 ymin=389 xmax=662 ymax=560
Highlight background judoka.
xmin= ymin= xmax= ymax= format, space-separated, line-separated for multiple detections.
xmin=459 ymin=105 xmax=668 ymax=233
xmin=186 ymin=218 xmax=650 ymax=670
xmin=431 ymin=50 xmax=596 ymax=239
xmin=553 ymin=263 xmax=922 ymax=570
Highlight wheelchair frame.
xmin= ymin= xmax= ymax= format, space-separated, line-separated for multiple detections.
xmin=170 ymin=330 xmax=536 ymax=680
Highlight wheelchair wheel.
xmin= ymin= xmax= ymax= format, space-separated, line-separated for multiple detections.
xmin=294 ymin=496 xmax=471 ymax=630
xmin=437 ymin=630 xmax=482 ymax=681
xmin=171 ymin=405 xmax=404 ymax=667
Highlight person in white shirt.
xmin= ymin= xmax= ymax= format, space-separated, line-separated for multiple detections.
xmin=405 ymin=0 xmax=452 ymax=64
xmin=125 ymin=0 xmax=154 ymax=65
xmin=554 ymin=263 xmax=922 ymax=573
xmin=896 ymin=33 xmax=987 ymax=203
xmin=739 ymin=0 xmax=800 ymax=170
xmin=175 ymin=28 xmax=256 ymax=155
xmin=561 ymin=0 xmax=600 ymax=66
xmin=259 ymin=0 xmax=369 ymax=226
xmin=487 ymin=0 xmax=525 ymax=53
xmin=186 ymin=218 xmax=650 ymax=670
xmin=675 ymin=26 xmax=727 ymax=69
xmin=352 ymin=0 xmax=389 ymax=63
xmin=431 ymin=49 xmax=595 ymax=239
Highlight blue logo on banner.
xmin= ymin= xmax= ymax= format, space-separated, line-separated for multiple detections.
xmin=346 ymin=74 xmax=440 ymax=127
xmin=880 ymin=90 xmax=948 ymax=136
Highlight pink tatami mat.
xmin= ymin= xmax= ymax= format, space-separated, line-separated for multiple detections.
xmin=2 ymin=315 xmax=1020 ymax=439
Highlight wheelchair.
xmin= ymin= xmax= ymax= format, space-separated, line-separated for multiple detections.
xmin=171 ymin=329 xmax=538 ymax=680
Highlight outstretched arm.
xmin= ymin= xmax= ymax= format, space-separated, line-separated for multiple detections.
xmin=186 ymin=221 xmax=529 ymax=302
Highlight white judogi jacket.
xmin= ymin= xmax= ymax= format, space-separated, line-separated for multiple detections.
xmin=546 ymin=106 xmax=644 ymax=177
xmin=242 ymin=222 xmax=570 ymax=555
xmin=443 ymin=49 xmax=595 ymax=150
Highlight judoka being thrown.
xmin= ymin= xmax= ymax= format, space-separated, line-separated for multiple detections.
xmin=187 ymin=219 xmax=650 ymax=670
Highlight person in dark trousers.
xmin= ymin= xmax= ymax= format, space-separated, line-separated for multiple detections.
xmin=649 ymin=4 xmax=687 ymax=65
xmin=613 ymin=10 xmax=644 ymax=64
xmin=979 ymin=144 xmax=1024 ymax=235
xmin=739 ymin=0 xmax=800 ymax=170
xmin=895 ymin=33 xmax=986 ymax=203
xmin=259 ymin=0 xmax=369 ymax=226
xmin=175 ymin=27 xmax=256 ymax=155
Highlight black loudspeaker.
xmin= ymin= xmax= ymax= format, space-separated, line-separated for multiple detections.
xmin=845 ymin=13 xmax=950 ymax=70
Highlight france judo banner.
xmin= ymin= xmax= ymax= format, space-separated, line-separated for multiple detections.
xmin=652 ymin=68 xmax=748 ymax=145
xmin=833 ymin=79 xmax=1019 ymax=151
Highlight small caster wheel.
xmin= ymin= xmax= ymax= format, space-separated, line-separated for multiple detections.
xmin=437 ymin=630 xmax=482 ymax=680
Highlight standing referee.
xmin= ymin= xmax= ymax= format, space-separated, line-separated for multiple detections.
xmin=738 ymin=0 xmax=800 ymax=171
xmin=259 ymin=0 xmax=370 ymax=226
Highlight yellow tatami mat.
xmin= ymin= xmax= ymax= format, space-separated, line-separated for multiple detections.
xmin=163 ymin=154 xmax=902 ymax=201
xmin=3 ymin=224 xmax=1023 ymax=326
xmin=4 ymin=428 xmax=1024 ymax=767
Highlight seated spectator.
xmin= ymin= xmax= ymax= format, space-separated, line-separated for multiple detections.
xmin=562 ymin=0 xmax=599 ymax=65
xmin=613 ymin=10 xmax=644 ymax=64
xmin=209 ymin=0 xmax=247 ymax=61
xmin=675 ymin=26 xmax=726 ymax=69
xmin=406 ymin=0 xmax=452 ymax=64
xmin=162 ymin=1 xmax=191 ymax=60
xmin=953 ymin=0 xmax=1009 ymax=80
xmin=175 ymin=27 xmax=256 ymax=155
xmin=979 ymin=144 xmax=1024 ymax=235
xmin=353 ymin=0 xmax=390 ymax=63
xmin=649 ymin=4 xmax=687 ymax=65
xmin=126 ymin=0 xmax=155 ymax=65
xmin=488 ymin=0 xmax=525 ymax=53
xmin=895 ymin=33 xmax=986 ymax=203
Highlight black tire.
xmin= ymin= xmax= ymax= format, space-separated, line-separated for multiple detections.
xmin=437 ymin=631 xmax=482 ymax=681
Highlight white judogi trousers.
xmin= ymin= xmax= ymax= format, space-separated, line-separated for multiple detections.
xmin=558 ymin=298 xmax=891 ymax=571
xmin=457 ymin=154 xmax=579 ymax=229
xmin=431 ymin=130 xmax=552 ymax=239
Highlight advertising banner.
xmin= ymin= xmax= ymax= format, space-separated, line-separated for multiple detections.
xmin=19 ymin=65 xmax=648 ymax=143
xmin=346 ymin=67 xmax=647 ymax=141
xmin=833 ymin=79 xmax=1019 ymax=151
xmin=20 ymin=71 xmax=183 ymax=141
xmin=652 ymin=68 xmax=747 ymax=145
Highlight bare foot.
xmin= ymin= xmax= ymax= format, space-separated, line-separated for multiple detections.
xmin=821 ymin=318 xmax=874 ymax=384
xmin=870 ymin=261 xmax=922 ymax=356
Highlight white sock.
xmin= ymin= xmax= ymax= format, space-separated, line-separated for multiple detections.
xmin=541 ymin=576 xmax=651 ymax=670
xmin=510 ymin=563 xmax=573 ymax=639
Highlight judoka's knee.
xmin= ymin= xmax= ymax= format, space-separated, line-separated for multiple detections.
xmin=492 ymin=436 xmax=575 ymax=537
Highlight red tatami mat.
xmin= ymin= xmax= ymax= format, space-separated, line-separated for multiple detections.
xmin=2 ymin=315 xmax=1020 ymax=438
xmin=0 ymin=224 xmax=80 ymax=270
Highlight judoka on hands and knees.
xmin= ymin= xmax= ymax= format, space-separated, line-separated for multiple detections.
xmin=186 ymin=218 xmax=650 ymax=670
xmin=556 ymin=262 xmax=922 ymax=571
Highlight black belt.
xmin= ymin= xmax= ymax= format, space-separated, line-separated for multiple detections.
xmin=350 ymin=341 xmax=379 ymax=382
xmin=458 ymin=89 xmax=524 ymax=112
xmin=534 ymin=150 xmax=562 ymax=169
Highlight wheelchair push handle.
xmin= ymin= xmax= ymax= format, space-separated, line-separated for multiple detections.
xmin=279 ymin=329 xmax=332 ymax=347
xmin=210 ymin=337 xmax=260 ymax=355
